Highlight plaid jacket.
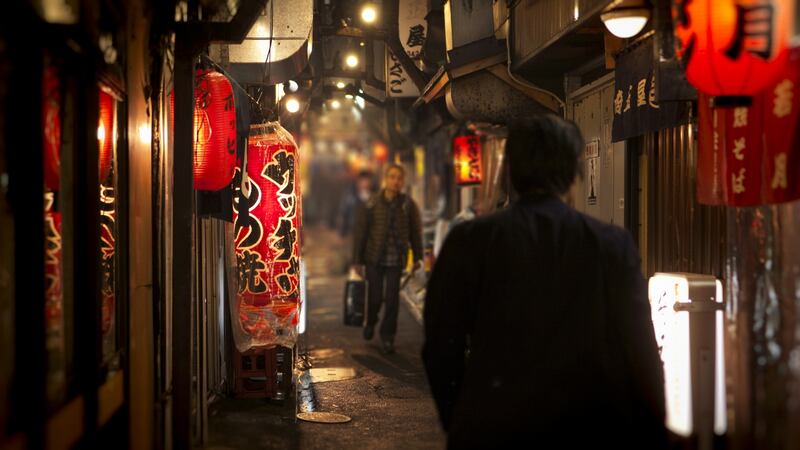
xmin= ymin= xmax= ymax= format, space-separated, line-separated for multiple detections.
xmin=352 ymin=191 xmax=423 ymax=267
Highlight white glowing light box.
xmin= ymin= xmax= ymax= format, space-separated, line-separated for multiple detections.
xmin=648 ymin=273 xmax=726 ymax=439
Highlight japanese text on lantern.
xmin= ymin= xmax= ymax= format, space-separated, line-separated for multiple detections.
xmin=263 ymin=149 xmax=299 ymax=295
xmin=234 ymin=175 xmax=267 ymax=295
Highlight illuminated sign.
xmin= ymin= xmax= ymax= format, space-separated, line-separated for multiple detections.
xmin=648 ymin=273 xmax=726 ymax=438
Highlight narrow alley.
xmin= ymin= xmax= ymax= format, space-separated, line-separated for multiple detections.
xmin=204 ymin=227 xmax=445 ymax=450
xmin=3 ymin=1 xmax=800 ymax=450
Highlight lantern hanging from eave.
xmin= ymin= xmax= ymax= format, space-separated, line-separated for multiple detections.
xmin=193 ymin=70 xmax=237 ymax=191
xmin=453 ymin=134 xmax=483 ymax=186
xmin=43 ymin=67 xmax=61 ymax=191
xmin=233 ymin=122 xmax=302 ymax=347
xmin=672 ymin=0 xmax=794 ymax=98
xmin=98 ymin=88 xmax=114 ymax=183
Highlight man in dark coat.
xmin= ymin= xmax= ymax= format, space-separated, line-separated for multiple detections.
xmin=422 ymin=115 xmax=667 ymax=449
xmin=353 ymin=163 xmax=423 ymax=354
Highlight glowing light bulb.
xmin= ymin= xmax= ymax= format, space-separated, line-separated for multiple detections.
xmin=286 ymin=98 xmax=301 ymax=113
xmin=361 ymin=4 xmax=377 ymax=24
xmin=345 ymin=54 xmax=359 ymax=69
xmin=331 ymin=100 xmax=341 ymax=110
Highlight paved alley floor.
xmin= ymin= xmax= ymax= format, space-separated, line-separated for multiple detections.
xmin=204 ymin=227 xmax=446 ymax=450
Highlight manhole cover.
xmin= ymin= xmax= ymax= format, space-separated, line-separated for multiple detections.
xmin=308 ymin=367 xmax=357 ymax=383
xmin=297 ymin=412 xmax=352 ymax=424
xmin=308 ymin=348 xmax=345 ymax=360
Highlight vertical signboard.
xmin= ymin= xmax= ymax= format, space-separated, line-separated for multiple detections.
xmin=648 ymin=273 xmax=727 ymax=440
xmin=385 ymin=48 xmax=420 ymax=98
xmin=399 ymin=0 xmax=427 ymax=58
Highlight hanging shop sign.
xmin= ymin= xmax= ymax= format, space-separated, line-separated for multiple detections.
xmin=453 ymin=134 xmax=482 ymax=186
xmin=762 ymin=48 xmax=800 ymax=204
xmin=233 ymin=122 xmax=301 ymax=347
xmin=399 ymin=0 xmax=427 ymax=58
xmin=612 ymin=37 xmax=690 ymax=142
xmin=98 ymin=88 xmax=115 ymax=183
xmin=696 ymin=47 xmax=800 ymax=206
xmin=672 ymin=0 xmax=794 ymax=98
xmin=43 ymin=66 xmax=61 ymax=191
xmin=386 ymin=48 xmax=420 ymax=98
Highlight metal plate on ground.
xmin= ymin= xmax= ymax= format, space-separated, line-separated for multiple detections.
xmin=308 ymin=367 xmax=357 ymax=383
xmin=297 ymin=412 xmax=352 ymax=423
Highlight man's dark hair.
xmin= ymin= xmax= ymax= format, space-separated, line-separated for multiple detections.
xmin=506 ymin=114 xmax=583 ymax=196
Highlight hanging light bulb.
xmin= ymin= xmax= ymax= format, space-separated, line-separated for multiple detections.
xmin=345 ymin=54 xmax=359 ymax=69
xmin=285 ymin=97 xmax=301 ymax=114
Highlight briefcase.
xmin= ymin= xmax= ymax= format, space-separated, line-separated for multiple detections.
xmin=343 ymin=278 xmax=367 ymax=327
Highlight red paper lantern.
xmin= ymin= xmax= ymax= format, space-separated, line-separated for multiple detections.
xmin=98 ymin=88 xmax=114 ymax=182
xmin=43 ymin=67 xmax=61 ymax=191
xmin=673 ymin=0 xmax=794 ymax=97
xmin=453 ymin=134 xmax=483 ymax=186
xmin=233 ymin=122 xmax=301 ymax=345
xmin=193 ymin=70 xmax=237 ymax=191
xmin=697 ymin=48 xmax=800 ymax=206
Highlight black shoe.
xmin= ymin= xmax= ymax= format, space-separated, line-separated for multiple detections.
xmin=381 ymin=340 xmax=395 ymax=355
xmin=363 ymin=324 xmax=374 ymax=340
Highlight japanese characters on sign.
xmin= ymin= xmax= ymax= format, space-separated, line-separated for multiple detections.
xmin=385 ymin=48 xmax=420 ymax=98
xmin=399 ymin=0 xmax=427 ymax=58
xmin=100 ymin=183 xmax=116 ymax=336
xmin=44 ymin=192 xmax=63 ymax=335
xmin=612 ymin=37 xmax=690 ymax=142
xmin=233 ymin=123 xmax=302 ymax=345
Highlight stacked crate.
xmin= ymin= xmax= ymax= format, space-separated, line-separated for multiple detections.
xmin=232 ymin=346 xmax=292 ymax=399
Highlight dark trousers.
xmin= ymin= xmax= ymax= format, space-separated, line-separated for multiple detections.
xmin=365 ymin=264 xmax=402 ymax=341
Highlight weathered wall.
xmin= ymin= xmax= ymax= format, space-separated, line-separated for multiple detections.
xmin=726 ymin=203 xmax=800 ymax=450
xmin=126 ymin=0 xmax=154 ymax=448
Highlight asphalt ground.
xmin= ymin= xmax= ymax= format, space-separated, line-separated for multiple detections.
xmin=205 ymin=226 xmax=446 ymax=450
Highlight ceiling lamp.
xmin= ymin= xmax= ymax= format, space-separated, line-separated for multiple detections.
xmin=345 ymin=54 xmax=359 ymax=68
xmin=336 ymin=81 xmax=346 ymax=89
xmin=601 ymin=6 xmax=650 ymax=39
xmin=361 ymin=4 xmax=377 ymax=24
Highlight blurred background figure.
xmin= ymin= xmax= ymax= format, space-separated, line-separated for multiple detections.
xmin=338 ymin=170 xmax=375 ymax=239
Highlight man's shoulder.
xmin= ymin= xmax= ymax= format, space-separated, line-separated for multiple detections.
xmin=572 ymin=209 xmax=636 ymax=260
xmin=447 ymin=208 xmax=509 ymax=241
